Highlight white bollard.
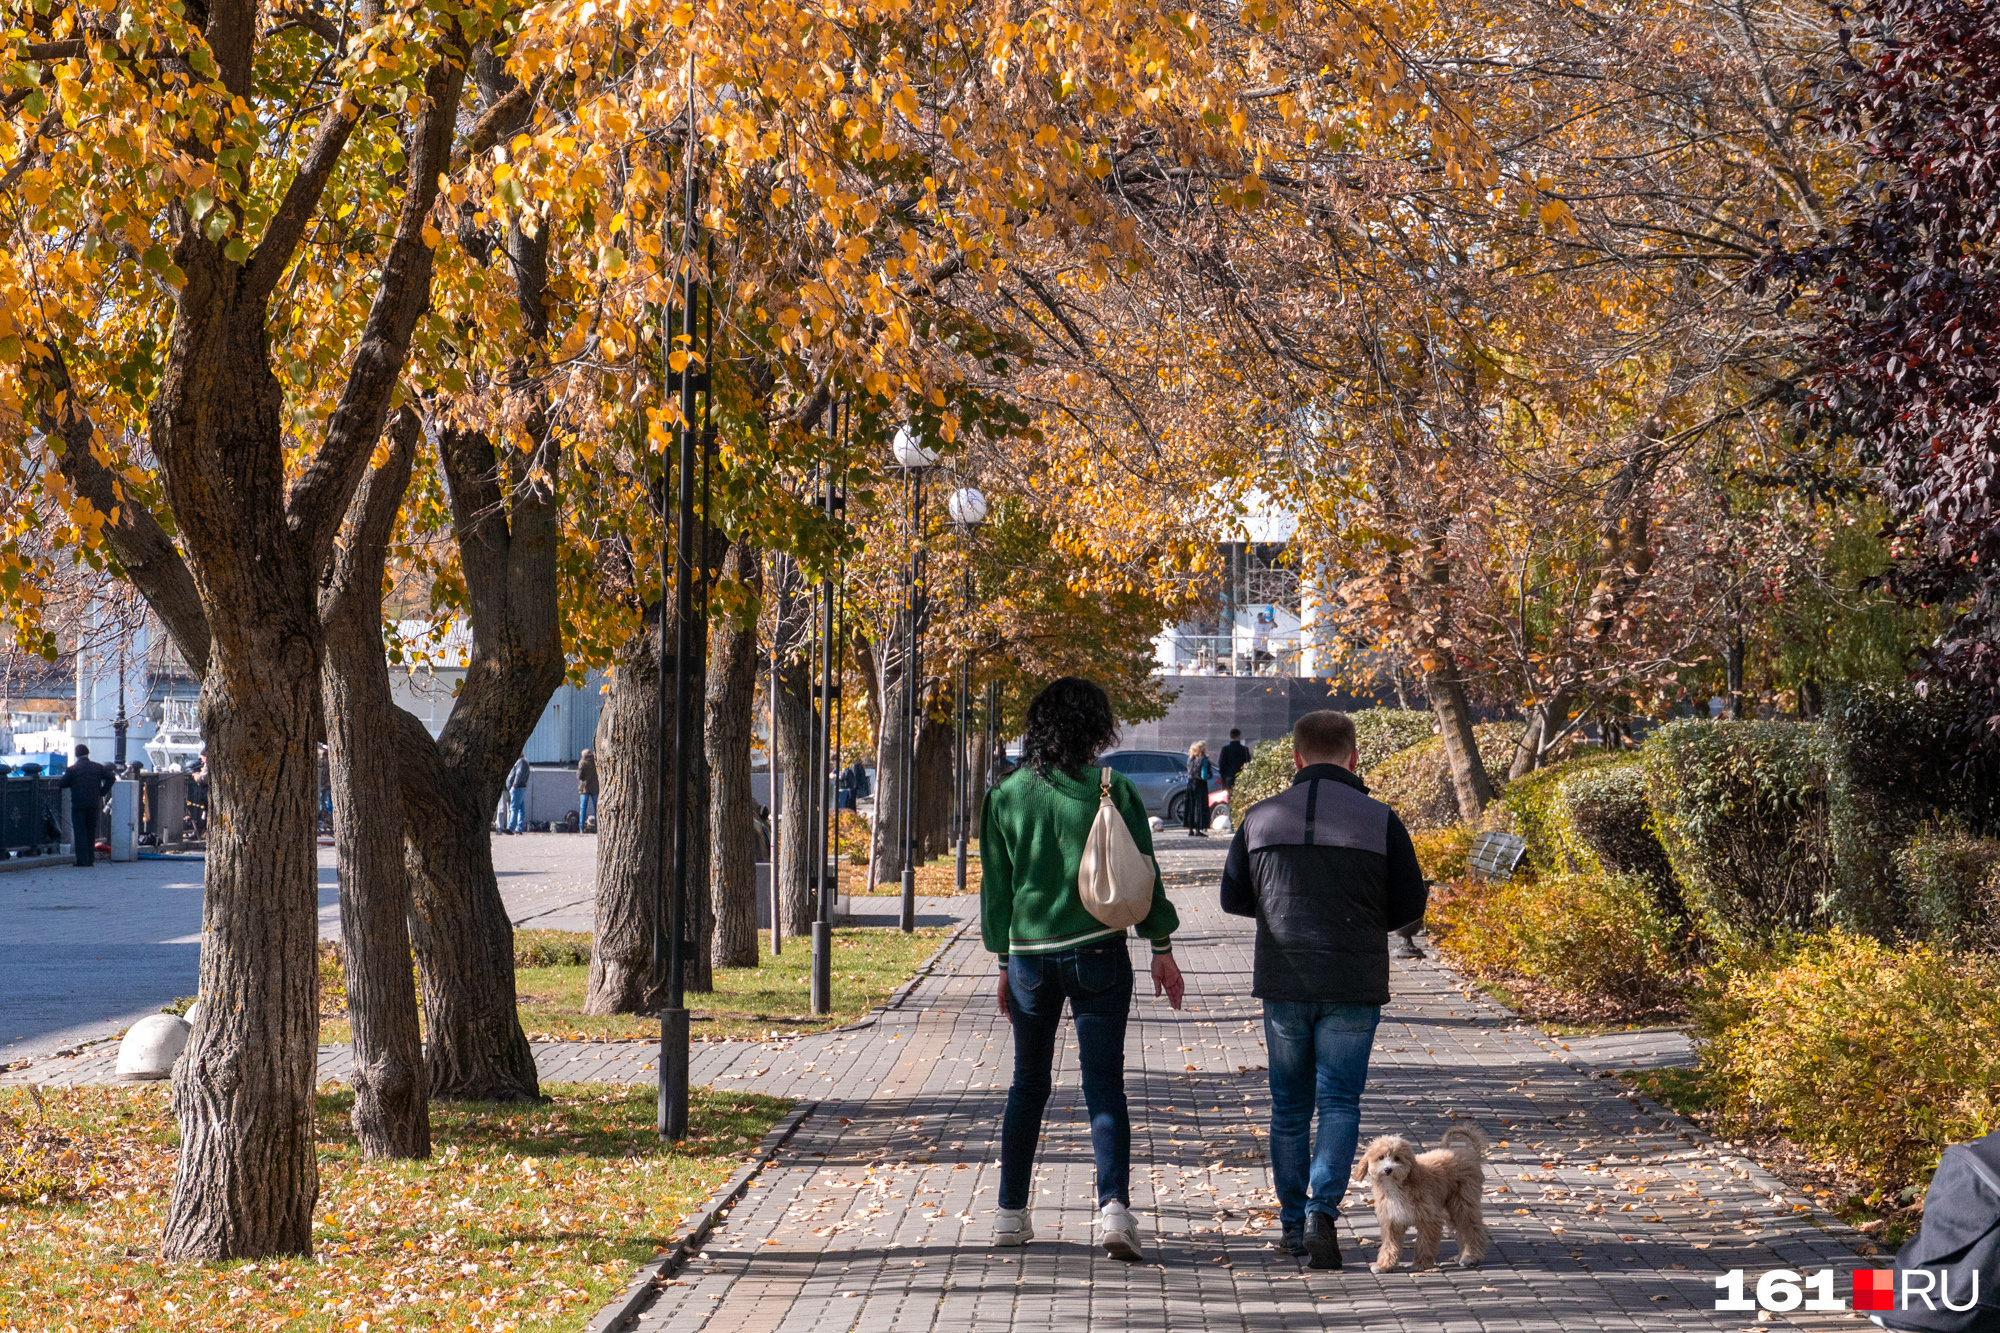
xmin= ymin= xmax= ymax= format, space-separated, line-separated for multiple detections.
xmin=109 ymin=780 xmax=139 ymax=862
xmin=116 ymin=1014 xmax=191 ymax=1079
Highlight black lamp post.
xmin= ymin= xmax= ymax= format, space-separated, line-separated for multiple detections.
xmin=946 ymin=486 xmax=987 ymax=893
xmin=890 ymin=425 xmax=937 ymax=933
xmin=656 ymin=111 xmax=713 ymax=1142
xmin=809 ymin=447 xmax=845 ymax=1015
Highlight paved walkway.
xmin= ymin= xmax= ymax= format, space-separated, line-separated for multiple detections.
xmin=606 ymin=845 xmax=1867 ymax=1332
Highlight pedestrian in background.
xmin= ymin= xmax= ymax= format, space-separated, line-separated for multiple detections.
xmin=1219 ymin=709 xmax=1428 ymax=1268
xmin=504 ymin=754 xmax=531 ymax=834
xmin=58 ymin=744 xmax=116 ymax=867
xmin=838 ymin=758 xmax=870 ymax=810
xmin=1219 ymin=728 xmax=1252 ymax=791
xmin=577 ymin=748 xmax=600 ymax=828
xmin=1183 ymin=740 xmax=1213 ymax=837
xmin=981 ymin=676 xmax=1185 ymax=1261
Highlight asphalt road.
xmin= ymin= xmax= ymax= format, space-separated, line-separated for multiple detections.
xmin=0 ymin=832 xmax=600 ymax=1062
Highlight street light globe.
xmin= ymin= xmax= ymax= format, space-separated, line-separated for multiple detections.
xmin=891 ymin=424 xmax=939 ymax=469
xmin=947 ymin=487 xmax=989 ymax=527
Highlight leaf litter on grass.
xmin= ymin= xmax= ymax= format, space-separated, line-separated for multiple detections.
xmin=0 ymin=1082 xmax=786 ymax=1332
xmin=320 ymin=927 xmax=949 ymax=1045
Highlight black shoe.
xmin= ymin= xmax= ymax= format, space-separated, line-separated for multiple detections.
xmin=1281 ymin=1227 xmax=1306 ymax=1256
xmin=1304 ymin=1213 xmax=1342 ymax=1270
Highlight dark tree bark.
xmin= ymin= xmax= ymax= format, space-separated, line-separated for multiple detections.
xmin=1505 ymin=689 xmax=1572 ymax=782
xmin=1427 ymin=660 xmax=1495 ymax=821
xmin=914 ymin=708 xmax=954 ymax=861
xmin=387 ymin=409 xmax=563 ymax=1103
xmin=708 ymin=541 xmax=763 ymax=968
xmin=772 ymin=561 xmax=816 ymax=936
xmin=585 ymin=606 xmax=669 ymax=1013
xmin=32 ymin=7 xmax=467 ymax=1257
xmin=384 ymin=50 xmax=564 ymax=1103
xmin=680 ymin=533 xmax=721 ymax=993
xmin=864 ymin=617 xmax=914 ymax=892
xmin=319 ymin=410 xmax=429 ymax=1158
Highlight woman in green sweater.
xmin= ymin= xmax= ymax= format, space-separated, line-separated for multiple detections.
xmin=981 ymin=677 xmax=1184 ymax=1261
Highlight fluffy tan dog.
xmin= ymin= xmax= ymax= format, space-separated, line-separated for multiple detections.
xmin=1350 ymin=1123 xmax=1491 ymax=1271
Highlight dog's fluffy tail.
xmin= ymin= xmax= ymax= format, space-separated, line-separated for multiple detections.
xmin=1440 ymin=1123 xmax=1489 ymax=1161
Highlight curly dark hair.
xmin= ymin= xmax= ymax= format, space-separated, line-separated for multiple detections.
xmin=1020 ymin=677 xmax=1117 ymax=779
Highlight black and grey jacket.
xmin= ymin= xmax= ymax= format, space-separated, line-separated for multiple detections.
xmin=1219 ymin=763 xmax=1427 ymax=1005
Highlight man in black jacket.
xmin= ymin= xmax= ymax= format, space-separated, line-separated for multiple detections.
xmin=1220 ymin=709 xmax=1426 ymax=1269
xmin=58 ymin=744 xmax=118 ymax=867
xmin=1218 ymin=728 xmax=1252 ymax=790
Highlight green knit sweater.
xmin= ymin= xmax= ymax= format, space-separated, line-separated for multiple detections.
xmin=980 ymin=764 xmax=1179 ymax=966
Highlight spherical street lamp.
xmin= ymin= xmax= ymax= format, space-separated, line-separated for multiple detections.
xmin=892 ymin=424 xmax=939 ymax=470
xmin=947 ymin=486 xmax=989 ymax=528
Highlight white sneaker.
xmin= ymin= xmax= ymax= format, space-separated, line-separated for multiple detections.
xmin=993 ymin=1207 xmax=1034 ymax=1246
xmin=1098 ymin=1202 xmax=1143 ymax=1260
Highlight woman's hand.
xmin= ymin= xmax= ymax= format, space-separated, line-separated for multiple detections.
xmin=997 ymin=973 xmax=1012 ymax=1016
xmin=1152 ymin=953 xmax=1185 ymax=1009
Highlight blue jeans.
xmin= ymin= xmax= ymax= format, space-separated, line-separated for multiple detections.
xmin=507 ymin=788 xmax=528 ymax=833
xmin=1001 ymin=941 xmax=1134 ymax=1209
xmin=1264 ymin=1000 xmax=1381 ymax=1227
xmin=580 ymin=793 xmax=597 ymax=824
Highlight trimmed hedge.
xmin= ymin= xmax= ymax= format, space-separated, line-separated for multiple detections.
xmin=1695 ymin=933 xmax=2000 ymax=1194
xmin=1229 ymin=736 xmax=1296 ymax=809
xmin=1900 ymin=824 xmax=2000 ymax=948
xmin=1369 ymin=722 xmax=1522 ymax=831
xmin=1226 ymin=708 xmax=1439 ymax=813
xmin=1643 ymin=720 xmax=1832 ymax=946
xmin=1487 ymin=750 xmax=1623 ymax=872
xmin=1823 ymin=684 xmax=1993 ymax=936
xmin=1432 ymin=868 xmax=1682 ymax=1010
xmin=1351 ymin=707 xmax=1437 ymax=771
xmin=1410 ymin=826 xmax=1475 ymax=882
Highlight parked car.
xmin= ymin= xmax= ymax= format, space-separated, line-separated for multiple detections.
xmin=1097 ymin=749 xmax=1197 ymax=822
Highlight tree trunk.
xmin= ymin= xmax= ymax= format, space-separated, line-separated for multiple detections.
xmin=319 ymin=411 xmax=429 ymax=1158
xmin=1505 ymin=686 xmax=1573 ymax=782
xmin=866 ymin=619 xmax=913 ymax=890
xmin=585 ymin=607 xmax=669 ymax=1013
xmin=682 ymin=541 xmax=716 ymax=993
xmin=1427 ymin=658 xmax=1495 ymax=821
xmin=708 ymin=541 xmax=762 ymax=969
xmin=164 ymin=611 xmax=324 ymax=1259
xmin=774 ymin=569 xmax=815 ymax=935
xmin=391 ymin=415 xmax=564 ymax=1103
xmin=915 ymin=709 xmax=954 ymax=861
xmin=38 ymin=9 xmax=467 ymax=1259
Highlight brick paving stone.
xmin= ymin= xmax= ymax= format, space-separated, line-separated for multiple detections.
xmin=616 ymin=845 xmax=1874 ymax=1332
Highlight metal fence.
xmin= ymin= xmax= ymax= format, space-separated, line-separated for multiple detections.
xmin=1156 ymin=633 xmax=1305 ymax=677
xmin=0 ymin=769 xmax=67 ymax=858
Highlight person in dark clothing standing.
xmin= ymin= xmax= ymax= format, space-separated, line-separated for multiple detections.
xmin=1218 ymin=729 xmax=1252 ymax=791
xmin=59 ymin=745 xmax=117 ymax=867
xmin=837 ymin=760 xmax=870 ymax=810
xmin=1219 ymin=709 xmax=1427 ymax=1270
xmin=577 ymin=748 xmax=600 ymax=828
xmin=504 ymin=755 xmax=531 ymax=834
xmin=1183 ymin=741 xmax=1213 ymax=836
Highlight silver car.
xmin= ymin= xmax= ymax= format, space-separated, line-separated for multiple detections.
xmin=1097 ymin=750 xmax=1195 ymax=822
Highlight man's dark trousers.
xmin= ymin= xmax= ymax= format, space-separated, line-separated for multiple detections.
xmin=72 ymin=802 xmax=99 ymax=866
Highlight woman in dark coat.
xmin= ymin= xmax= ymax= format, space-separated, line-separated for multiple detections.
xmin=1183 ymin=741 xmax=1213 ymax=837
